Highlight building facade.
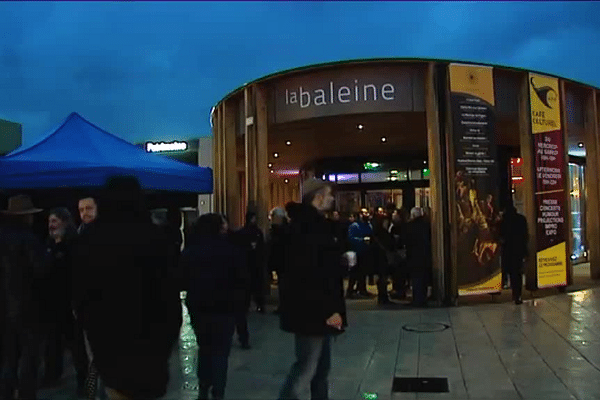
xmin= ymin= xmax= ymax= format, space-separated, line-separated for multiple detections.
xmin=211 ymin=58 xmax=600 ymax=304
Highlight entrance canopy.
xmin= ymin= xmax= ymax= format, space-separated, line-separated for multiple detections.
xmin=0 ymin=113 xmax=212 ymax=193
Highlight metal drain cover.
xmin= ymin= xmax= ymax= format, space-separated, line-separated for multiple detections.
xmin=402 ymin=322 xmax=450 ymax=333
xmin=392 ymin=377 xmax=449 ymax=393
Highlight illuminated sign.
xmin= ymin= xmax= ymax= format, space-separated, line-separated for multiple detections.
xmin=146 ymin=141 xmax=188 ymax=153
xmin=364 ymin=162 xmax=381 ymax=171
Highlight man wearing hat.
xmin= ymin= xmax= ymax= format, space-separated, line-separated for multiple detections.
xmin=0 ymin=194 xmax=48 ymax=400
xmin=278 ymin=178 xmax=347 ymax=400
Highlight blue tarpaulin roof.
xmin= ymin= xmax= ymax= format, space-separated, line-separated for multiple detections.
xmin=0 ymin=113 xmax=213 ymax=193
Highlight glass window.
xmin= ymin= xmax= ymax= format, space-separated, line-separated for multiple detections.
xmin=336 ymin=191 xmax=361 ymax=214
xmin=569 ymin=163 xmax=586 ymax=262
xmin=409 ymin=169 xmax=423 ymax=181
xmin=361 ymin=172 xmax=390 ymax=183
xmin=336 ymin=173 xmax=359 ymax=184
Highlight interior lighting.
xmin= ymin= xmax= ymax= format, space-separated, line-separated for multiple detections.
xmin=357 ymin=124 xmax=364 ymax=130
xmin=284 ymin=178 xmax=289 ymax=184
xmin=423 ymin=161 xmax=427 ymax=165
xmin=578 ymin=142 xmax=584 ymax=148
xmin=364 ymin=162 xmax=381 ymax=170
xmin=270 ymin=170 xmax=274 ymax=174
xmin=390 ymin=170 xmax=399 ymax=174
xmin=286 ymin=140 xmax=292 ymax=146
xmin=273 ymin=152 xmax=279 ymax=158
xmin=268 ymin=163 xmax=273 ymax=168
xmin=381 ymin=137 xmax=387 ymax=143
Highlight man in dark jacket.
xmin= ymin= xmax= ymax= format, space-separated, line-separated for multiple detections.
xmin=499 ymin=205 xmax=528 ymax=304
xmin=72 ymin=177 xmax=182 ymax=400
xmin=278 ymin=179 xmax=346 ymax=400
xmin=0 ymin=195 xmax=48 ymax=400
xmin=180 ymin=213 xmax=248 ymax=400
xmin=405 ymin=207 xmax=432 ymax=307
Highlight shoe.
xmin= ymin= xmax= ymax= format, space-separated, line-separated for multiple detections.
xmin=273 ymin=308 xmax=281 ymax=315
xmin=515 ymin=298 xmax=523 ymax=305
xmin=358 ymin=291 xmax=375 ymax=298
xmin=346 ymin=291 xmax=357 ymax=299
xmin=241 ymin=342 xmax=251 ymax=350
xmin=378 ymin=298 xmax=392 ymax=305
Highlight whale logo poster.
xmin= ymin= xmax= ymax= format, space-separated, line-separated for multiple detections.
xmin=449 ymin=64 xmax=502 ymax=296
xmin=529 ymin=73 xmax=567 ymax=289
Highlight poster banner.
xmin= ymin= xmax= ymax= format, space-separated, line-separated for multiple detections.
xmin=529 ymin=73 xmax=568 ymax=288
xmin=449 ymin=64 xmax=502 ymax=296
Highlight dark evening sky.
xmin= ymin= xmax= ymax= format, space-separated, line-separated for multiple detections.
xmin=1 ymin=1 xmax=598 ymax=145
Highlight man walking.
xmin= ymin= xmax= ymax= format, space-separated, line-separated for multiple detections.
xmin=499 ymin=204 xmax=528 ymax=305
xmin=278 ymin=179 xmax=347 ymax=400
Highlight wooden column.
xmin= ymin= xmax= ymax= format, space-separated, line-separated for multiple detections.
xmin=560 ymin=80 xmax=574 ymax=286
xmin=244 ymin=86 xmax=258 ymax=214
xmin=517 ymin=73 xmax=538 ymax=290
xmin=255 ymin=84 xmax=270 ymax=233
xmin=212 ymin=105 xmax=223 ymax=214
xmin=219 ymin=103 xmax=227 ymax=215
xmin=425 ymin=62 xmax=449 ymax=305
xmin=587 ymin=89 xmax=600 ymax=279
xmin=223 ymin=99 xmax=241 ymax=228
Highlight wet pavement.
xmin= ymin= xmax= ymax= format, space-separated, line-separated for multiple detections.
xmin=38 ymin=287 xmax=600 ymax=400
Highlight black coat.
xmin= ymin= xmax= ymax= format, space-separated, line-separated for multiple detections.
xmin=0 ymin=225 xmax=49 ymax=330
xmin=39 ymin=239 xmax=73 ymax=326
xmin=268 ymin=222 xmax=290 ymax=276
xmin=233 ymin=224 xmax=267 ymax=296
xmin=279 ymin=204 xmax=347 ymax=336
xmin=180 ymin=236 xmax=249 ymax=315
xmin=405 ymin=217 xmax=432 ymax=274
xmin=499 ymin=211 xmax=529 ymax=271
xmin=72 ymin=219 xmax=182 ymax=399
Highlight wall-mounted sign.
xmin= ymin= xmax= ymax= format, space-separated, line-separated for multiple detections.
xmin=529 ymin=73 xmax=567 ymax=289
xmin=146 ymin=141 xmax=188 ymax=153
xmin=449 ymin=63 xmax=502 ymax=296
xmin=271 ymin=65 xmax=425 ymax=124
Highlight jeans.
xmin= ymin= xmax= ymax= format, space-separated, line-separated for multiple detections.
xmin=190 ymin=313 xmax=235 ymax=399
xmin=279 ymin=334 xmax=331 ymax=400
xmin=0 ymin=319 xmax=43 ymax=400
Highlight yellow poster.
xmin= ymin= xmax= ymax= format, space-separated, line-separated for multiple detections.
xmin=450 ymin=64 xmax=502 ymax=296
xmin=529 ymin=73 xmax=560 ymax=135
xmin=529 ymin=73 xmax=568 ymax=289
xmin=458 ymin=272 xmax=502 ymax=296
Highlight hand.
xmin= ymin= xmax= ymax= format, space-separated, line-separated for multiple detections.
xmin=326 ymin=313 xmax=343 ymax=330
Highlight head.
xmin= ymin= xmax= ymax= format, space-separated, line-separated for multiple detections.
xmin=392 ymin=209 xmax=401 ymax=224
xmin=302 ymin=179 xmax=335 ymax=212
xmin=245 ymin=211 xmax=257 ymax=227
xmin=348 ymin=214 xmax=356 ymax=224
xmin=100 ymin=176 xmax=148 ymax=223
xmin=48 ymin=208 xmax=75 ymax=241
xmin=332 ymin=210 xmax=340 ymax=221
xmin=360 ymin=209 xmax=370 ymax=223
xmin=504 ymin=204 xmax=517 ymax=216
xmin=192 ymin=213 xmax=228 ymax=238
xmin=78 ymin=197 xmax=98 ymax=225
xmin=410 ymin=207 xmax=424 ymax=221
xmin=269 ymin=207 xmax=287 ymax=226
xmin=1 ymin=194 xmax=43 ymax=228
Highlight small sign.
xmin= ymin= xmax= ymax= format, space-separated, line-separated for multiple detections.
xmin=146 ymin=141 xmax=188 ymax=153
xmin=245 ymin=116 xmax=254 ymax=126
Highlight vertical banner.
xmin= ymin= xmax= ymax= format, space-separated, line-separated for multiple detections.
xmin=529 ymin=73 xmax=568 ymax=288
xmin=449 ymin=64 xmax=502 ymax=296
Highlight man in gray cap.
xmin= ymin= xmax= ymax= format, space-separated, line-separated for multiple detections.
xmin=278 ymin=178 xmax=347 ymax=400
xmin=0 ymin=194 xmax=48 ymax=400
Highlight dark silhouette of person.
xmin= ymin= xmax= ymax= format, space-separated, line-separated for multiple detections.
xmin=499 ymin=205 xmax=529 ymax=304
xmin=180 ymin=213 xmax=248 ymax=400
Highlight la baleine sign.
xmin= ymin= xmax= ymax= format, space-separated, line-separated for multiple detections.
xmin=272 ymin=65 xmax=423 ymax=124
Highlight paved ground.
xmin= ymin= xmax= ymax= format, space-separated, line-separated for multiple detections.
xmin=38 ymin=284 xmax=600 ymax=400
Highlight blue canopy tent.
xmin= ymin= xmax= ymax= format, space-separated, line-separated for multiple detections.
xmin=0 ymin=113 xmax=213 ymax=193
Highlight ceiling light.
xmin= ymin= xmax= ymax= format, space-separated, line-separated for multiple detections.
xmin=423 ymin=161 xmax=427 ymax=165
xmin=284 ymin=178 xmax=289 ymax=184
xmin=273 ymin=152 xmax=279 ymax=158
xmin=390 ymin=170 xmax=399 ymax=174
xmin=286 ymin=140 xmax=292 ymax=146
xmin=268 ymin=163 xmax=273 ymax=168
xmin=270 ymin=170 xmax=274 ymax=174
xmin=578 ymin=142 xmax=584 ymax=148
xmin=381 ymin=137 xmax=387 ymax=143
xmin=357 ymin=124 xmax=364 ymax=130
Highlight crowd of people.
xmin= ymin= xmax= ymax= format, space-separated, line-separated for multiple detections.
xmin=0 ymin=175 xmax=528 ymax=400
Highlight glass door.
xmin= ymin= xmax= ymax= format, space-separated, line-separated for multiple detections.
xmin=569 ymin=163 xmax=586 ymax=263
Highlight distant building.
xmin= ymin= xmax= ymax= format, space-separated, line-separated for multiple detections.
xmin=0 ymin=118 xmax=22 ymax=156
